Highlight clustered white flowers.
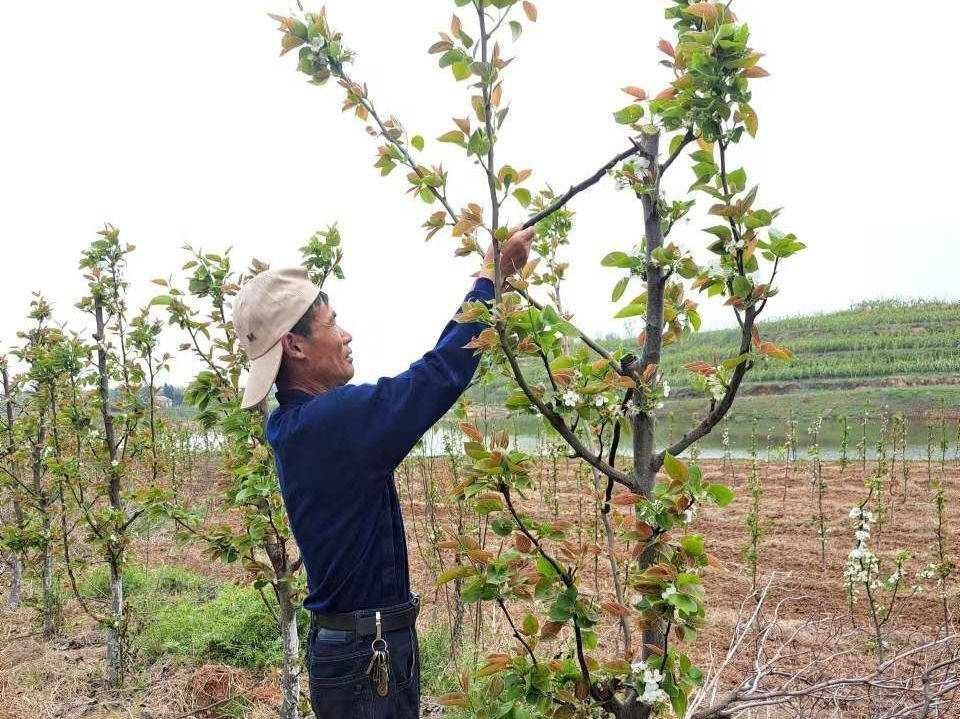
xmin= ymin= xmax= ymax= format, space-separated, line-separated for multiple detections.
xmin=844 ymin=507 xmax=879 ymax=587
xmin=561 ymin=389 xmax=580 ymax=407
xmin=629 ymin=659 xmax=669 ymax=706
xmin=705 ymin=373 xmax=726 ymax=402
xmin=612 ymin=158 xmax=651 ymax=192
xmin=844 ymin=507 xmax=907 ymax=598
xmin=915 ymin=563 xmax=943 ymax=594
xmin=307 ymin=34 xmax=330 ymax=69
xmin=723 ymin=238 xmax=747 ymax=254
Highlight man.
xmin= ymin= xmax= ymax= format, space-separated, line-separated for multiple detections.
xmin=232 ymin=227 xmax=534 ymax=718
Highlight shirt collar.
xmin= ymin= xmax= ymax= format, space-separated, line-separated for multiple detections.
xmin=275 ymin=388 xmax=315 ymax=406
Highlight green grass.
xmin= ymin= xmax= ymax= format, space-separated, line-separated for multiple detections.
xmin=135 ymin=582 xmax=308 ymax=671
xmin=79 ymin=563 xmax=481 ymax=696
xmin=73 ymin=563 xmax=305 ymax=671
xmin=617 ymin=298 xmax=960 ymax=388
xmin=465 ymin=298 xmax=960 ymax=418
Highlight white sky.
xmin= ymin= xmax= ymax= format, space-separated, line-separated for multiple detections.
xmin=2 ymin=1 xmax=958 ymax=386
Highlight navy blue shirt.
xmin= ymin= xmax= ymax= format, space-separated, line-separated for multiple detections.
xmin=266 ymin=278 xmax=494 ymax=613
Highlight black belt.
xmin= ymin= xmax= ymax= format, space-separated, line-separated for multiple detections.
xmin=311 ymin=595 xmax=420 ymax=637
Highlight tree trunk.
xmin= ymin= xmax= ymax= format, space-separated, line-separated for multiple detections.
xmin=94 ymin=298 xmax=125 ymax=686
xmin=41 ymin=534 xmax=55 ymax=638
xmin=32 ymin=423 xmax=57 ymax=639
xmin=635 ymin=128 xmax=667 ymax=658
xmin=106 ymin=560 xmax=124 ymax=686
xmin=2 ymin=367 xmax=24 ymax=610
xmin=7 ymin=548 xmax=23 ymax=609
xmin=276 ymin=579 xmax=302 ymax=719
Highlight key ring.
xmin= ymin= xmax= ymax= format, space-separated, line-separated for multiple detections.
xmin=370 ymin=610 xmax=388 ymax=652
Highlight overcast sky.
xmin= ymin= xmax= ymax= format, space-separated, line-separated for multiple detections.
xmin=2 ymin=1 xmax=958 ymax=386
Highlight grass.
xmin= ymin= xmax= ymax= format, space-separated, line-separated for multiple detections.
xmin=77 ymin=564 xmax=306 ymax=672
xmin=462 ymin=299 xmax=960 ymax=418
xmin=136 ymin=582 xmax=308 ymax=671
xmin=80 ymin=563 xmax=471 ymax=687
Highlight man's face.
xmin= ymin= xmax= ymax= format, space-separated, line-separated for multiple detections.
xmin=287 ymin=301 xmax=354 ymax=388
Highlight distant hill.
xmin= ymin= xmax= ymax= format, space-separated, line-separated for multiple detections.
xmin=467 ymin=299 xmax=960 ymax=422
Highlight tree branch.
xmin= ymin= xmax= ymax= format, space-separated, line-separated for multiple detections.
xmin=495 ymin=326 xmax=633 ymax=487
xmin=658 ymin=307 xmax=756 ymax=464
xmin=521 ymin=143 xmax=653 ymax=231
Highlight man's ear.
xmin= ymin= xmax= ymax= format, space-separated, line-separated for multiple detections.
xmin=280 ymin=332 xmax=307 ymax=360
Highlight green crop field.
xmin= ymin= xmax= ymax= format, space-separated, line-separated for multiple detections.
xmin=467 ymin=299 xmax=960 ymax=421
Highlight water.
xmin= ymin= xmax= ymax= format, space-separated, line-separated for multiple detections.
xmin=416 ymin=412 xmax=955 ymax=462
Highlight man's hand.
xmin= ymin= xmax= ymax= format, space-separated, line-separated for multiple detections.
xmin=474 ymin=226 xmax=536 ymax=290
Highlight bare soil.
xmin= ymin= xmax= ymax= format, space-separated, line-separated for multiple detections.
xmin=2 ymin=458 xmax=958 ymax=718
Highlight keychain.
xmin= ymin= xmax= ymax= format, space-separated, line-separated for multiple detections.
xmin=365 ymin=611 xmax=390 ymax=697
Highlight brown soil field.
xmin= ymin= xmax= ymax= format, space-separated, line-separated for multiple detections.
xmin=2 ymin=458 xmax=958 ymax=718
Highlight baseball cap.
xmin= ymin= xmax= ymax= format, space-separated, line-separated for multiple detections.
xmin=233 ymin=267 xmax=322 ymax=409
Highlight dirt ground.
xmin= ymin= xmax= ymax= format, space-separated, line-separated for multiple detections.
xmin=2 ymin=458 xmax=958 ymax=718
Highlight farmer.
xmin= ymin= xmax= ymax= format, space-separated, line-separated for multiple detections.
xmin=232 ymin=227 xmax=534 ymax=719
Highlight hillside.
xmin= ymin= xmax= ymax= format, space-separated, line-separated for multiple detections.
xmin=468 ymin=299 xmax=960 ymax=422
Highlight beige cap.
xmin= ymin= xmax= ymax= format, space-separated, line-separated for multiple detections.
xmin=233 ymin=267 xmax=321 ymax=409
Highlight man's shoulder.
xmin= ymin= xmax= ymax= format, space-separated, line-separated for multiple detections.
xmin=267 ymin=385 xmax=360 ymax=441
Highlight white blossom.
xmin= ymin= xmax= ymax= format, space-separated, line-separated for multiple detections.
xmin=562 ymin=389 xmax=580 ymax=407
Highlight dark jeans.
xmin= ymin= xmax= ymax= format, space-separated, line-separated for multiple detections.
xmin=305 ymin=623 xmax=420 ymax=719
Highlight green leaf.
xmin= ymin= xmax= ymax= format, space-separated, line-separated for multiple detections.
xmin=705 ymin=483 xmax=734 ymax=507
xmin=437 ymin=565 xmax=476 ymax=587
xmin=614 ymin=304 xmax=645 ymax=319
xmin=504 ymin=392 xmax=531 ymax=410
xmin=521 ymin=613 xmax=539 ymax=636
xmin=600 ymin=251 xmax=636 ymax=268
xmin=464 ymin=441 xmax=488 ymax=459
xmin=475 ymin=497 xmax=504 ymax=515
xmin=548 ymin=587 xmax=578 ymax=622
xmin=703 ymin=225 xmax=731 ymax=241
xmin=611 ymin=276 xmax=629 ymax=302
xmin=740 ymin=103 xmax=758 ymax=137
xmin=613 ymin=104 xmax=644 ymax=125
xmin=437 ymin=130 xmax=466 ymax=145
xmin=669 ymin=133 xmax=685 ymax=156
xmin=452 ymin=61 xmax=471 ymax=81
xmin=663 ymin=453 xmax=689 ymax=483
xmin=509 ymin=20 xmax=523 ymax=41
xmin=411 ymin=135 xmax=425 ymax=151
xmin=732 ymin=276 xmax=751 ymax=296
xmin=461 ymin=577 xmax=486 ymax=603
xmin=680 ymin=534 xmax=705 ymax=556
xmin=721 ymin=353 xmax=749 ymax=370
xmin=728 ymin=167 xmax=747 ymax=193
xmin=512 ymin=188 xmax=531 ymax=207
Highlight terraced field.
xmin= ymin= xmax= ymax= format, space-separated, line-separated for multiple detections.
xmin=467 ymin=299 xmax=960 ymax=423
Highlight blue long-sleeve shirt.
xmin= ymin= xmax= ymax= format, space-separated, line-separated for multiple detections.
xmin=265 ymin=278 xmax=494 ymax=613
